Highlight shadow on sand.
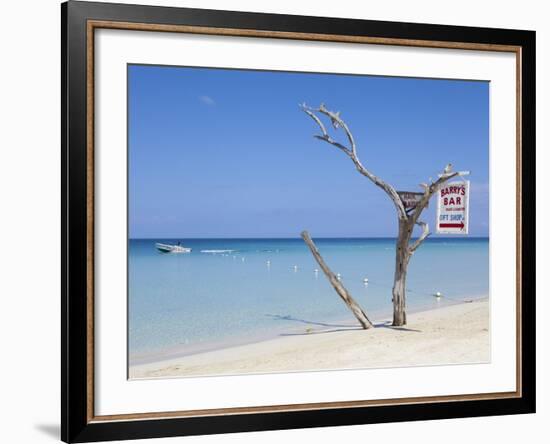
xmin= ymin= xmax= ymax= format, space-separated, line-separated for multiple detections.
xmin=265 ymin=313 xmax=353 ymax=329
xmin=266 ymin=313 xmax=422 ymax=336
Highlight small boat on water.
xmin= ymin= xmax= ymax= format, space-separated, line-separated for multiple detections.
xmin=155 ymin=242 xmax=192 ymax=254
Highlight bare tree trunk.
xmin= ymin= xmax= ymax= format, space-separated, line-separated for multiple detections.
xmin=301 ymin=231 xmax=373 ymax=329
xmin=392 ymin=219 xmax=413 ymax=326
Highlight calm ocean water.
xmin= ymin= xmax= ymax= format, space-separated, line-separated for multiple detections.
xmin=128 ymin=238 xmax=489 ymax=363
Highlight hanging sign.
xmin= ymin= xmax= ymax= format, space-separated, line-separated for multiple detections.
xmin=436 ymin=181 xmax=470 ymax=234
xmin=397 ymin=191 xmax=425 ymax=212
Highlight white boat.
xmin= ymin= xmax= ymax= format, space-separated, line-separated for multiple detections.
xmin=155 ymin=242 xmax=192 ymax=254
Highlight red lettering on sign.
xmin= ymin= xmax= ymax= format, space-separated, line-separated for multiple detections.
xmin=441 ymin=185 xmax=465 ymax=198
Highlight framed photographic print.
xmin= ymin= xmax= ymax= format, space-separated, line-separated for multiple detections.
xmin=61 ymin=1 xmax=536 ymax=442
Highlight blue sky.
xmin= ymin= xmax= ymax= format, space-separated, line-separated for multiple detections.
xmin=128 ymin=65 xmax=489 ymax=239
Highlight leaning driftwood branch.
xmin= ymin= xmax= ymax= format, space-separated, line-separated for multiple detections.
xmin=301 ymin=231 xmax=373 ymax=329
xmin=300 ymin=103 xmax=408 ymax=220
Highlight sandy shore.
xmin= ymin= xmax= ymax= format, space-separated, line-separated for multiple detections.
xmin=130 ymin=299 xmax=490 ymax=379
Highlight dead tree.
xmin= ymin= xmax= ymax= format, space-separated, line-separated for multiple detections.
xmin=300 ymin=103 xmax=469 ymax=326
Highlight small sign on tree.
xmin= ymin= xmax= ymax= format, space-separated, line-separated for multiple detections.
xmin=436 ymin=181 xmax=470 ymax=234
xmin=397 ymin=191 xmax=425 ymax=212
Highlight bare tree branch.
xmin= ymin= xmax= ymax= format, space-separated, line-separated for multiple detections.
xmin=300 ymin=103 xmax=408 ymax=220
xmin=301 ymin=104 xmax=351 ymax=155
xmin=301 ymin=105 xmax=328 ymax=138
xmin=301 ymin=231 xmax=373 ymax=329
xmin=318 ymin=103 xmax=356 ymax=157
xmin=409 ymin=221 xmax=430 ymax=254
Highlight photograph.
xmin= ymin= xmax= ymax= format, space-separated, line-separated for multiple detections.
xmin=127 ymin=65 xmax=490 ymax=379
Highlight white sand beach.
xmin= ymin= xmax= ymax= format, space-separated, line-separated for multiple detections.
xmin=130 ymin=298 xmax=490 ymax=379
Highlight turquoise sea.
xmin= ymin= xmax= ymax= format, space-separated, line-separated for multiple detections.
xmin=128 ymin=238 xmax=489 ymax=364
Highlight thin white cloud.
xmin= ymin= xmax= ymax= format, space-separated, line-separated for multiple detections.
xmin=199 ymin=95 xmax=215 ymax=106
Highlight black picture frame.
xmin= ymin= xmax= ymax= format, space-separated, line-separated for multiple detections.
xmin=62 ymin=1 xmax=536 ymax=442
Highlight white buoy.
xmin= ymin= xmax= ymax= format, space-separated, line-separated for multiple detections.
xmin=337 ymin=273 xmax=342 ymax=280
xmin=363 ymin=277 xmax=369 ymax=283
xmin=293 ymin=265 xmax=298 ymax=272
xmin=434 ymin=291 xmax=442 ymax=298
xmin=314 ymin=269 xmax=319 ymax=273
